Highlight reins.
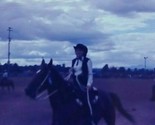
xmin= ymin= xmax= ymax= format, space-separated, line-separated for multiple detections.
xmin=36 ymin=89 xmax=58 ymax=100
xmin=35 ymin=71 xmax=58 ymax=100
xmin=36 ymin=71 xmax=50 ymax=92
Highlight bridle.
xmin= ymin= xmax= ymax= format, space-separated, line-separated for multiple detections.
xmin=35 ymin=70 xmax=58 ymax=100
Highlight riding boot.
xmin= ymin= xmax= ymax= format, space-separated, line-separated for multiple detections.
xmin=86 ymin=89 xmax=97 ymax=125
xmin=89 ymin=115 xmax=96 ymax=125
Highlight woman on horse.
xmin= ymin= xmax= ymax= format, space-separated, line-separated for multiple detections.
xmin=65 ymin=43 xmax=93 ymax=91
xmin=65 ymin=43 xmax=96 ymax=124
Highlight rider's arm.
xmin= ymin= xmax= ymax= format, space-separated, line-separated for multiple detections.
xmin=64 ymin=68 xmax=73 ymax=81
xmin=87 ymin=59 xmax=93 ymax=87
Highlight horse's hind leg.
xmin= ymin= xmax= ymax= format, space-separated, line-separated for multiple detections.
xmin=99 ymin=92 xmax=116 ymax=125
xmin=104 ymin=109 xmax=115 ymax=125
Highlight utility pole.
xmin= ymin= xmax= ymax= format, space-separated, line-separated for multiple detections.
xmin=144 ymin=57 xmax=148 ymax=69
xmin=7 ymin=27 xmax=12 ymax=65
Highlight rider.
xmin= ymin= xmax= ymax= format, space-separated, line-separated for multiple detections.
xmin=65 ymin=43 xmax=97 ymax=124
xmin=1 ymin=70 xmax=8 ymax=84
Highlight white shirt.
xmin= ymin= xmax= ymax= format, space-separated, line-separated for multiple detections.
xmin=73 ymin=58 xmax=93 ymax=86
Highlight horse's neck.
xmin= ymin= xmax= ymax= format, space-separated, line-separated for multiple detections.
xmin=50 ymin=81 xmax=73 ymax=103
xmin=48 ymin=90 xmax=62 ymax=108
xmin=47 ymin=89 xmax=69 ymax=112
xmin=50 ymin=69 xmax=75 ymax=105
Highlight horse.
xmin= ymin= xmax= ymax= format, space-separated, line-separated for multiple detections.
xmin=0 ymin=77 xmax=15 ymax=91
xmin=150 ymin=84 xmax=155 ymax=101
xmin=25 ymin=59 xmax=135 ymax=125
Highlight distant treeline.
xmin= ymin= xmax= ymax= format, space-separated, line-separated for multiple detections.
xmin=0 ymin=63 xmax=69 ymax=77
xmin=0 ymin=63 xmax=155 ymax=79
xmin=96 ymin=64 xmax=155 ymax=79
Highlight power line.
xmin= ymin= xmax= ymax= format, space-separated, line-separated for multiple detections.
xmin=7 ymin=27 xmax=13 ymax=77
xmin=144 ymin=57 xmax=148 ymax=69
xmin=7 ymin=27 xmax=13 ymax=65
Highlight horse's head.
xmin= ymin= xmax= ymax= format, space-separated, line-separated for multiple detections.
xmin=25 ymin=58 xmax=55 ymax=99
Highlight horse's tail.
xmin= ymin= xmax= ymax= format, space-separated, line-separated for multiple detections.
xmin=109 ymin=92 xmax=135 ymax=123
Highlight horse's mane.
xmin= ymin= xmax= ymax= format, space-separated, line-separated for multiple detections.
xmin=49 ymin=66 xmax=75 ymax=102
xmin=49 ymin=66 xmax=71 ymax=91
xmin=50 ymin=66 xmax=64 ymax=83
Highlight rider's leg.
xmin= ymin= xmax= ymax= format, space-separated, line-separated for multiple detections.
xmin=86 ymin=89 xmax=96 ymax=125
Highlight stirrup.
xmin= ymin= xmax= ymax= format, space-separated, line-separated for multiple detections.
xmin=76 ymin=98 xmax=83 ymax=106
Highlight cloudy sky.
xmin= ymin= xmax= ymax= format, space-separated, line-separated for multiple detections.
xmin=0 ymin=0 xmax=155 ymax=69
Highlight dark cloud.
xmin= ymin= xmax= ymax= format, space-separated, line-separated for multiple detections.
xmin=0 ymin=0 xmax=109 ymax=45
xmin=87 ymin=0 xmax=155 ymax=16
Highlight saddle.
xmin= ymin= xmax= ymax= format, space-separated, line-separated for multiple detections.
xmin=66 ymin=82 xmax=98 ymax=125
xmin=65 ymin=81 xmax=98 ymax=106
xmin=88 ymin=87 xmax=99 ymax=104
xmin=74 ymin=87 xmax=99 ymax=106
xmin=74 ymin=87 xmax=98 ymax=125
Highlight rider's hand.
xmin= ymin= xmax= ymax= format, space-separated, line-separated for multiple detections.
xmin=64 ymin=74 xmax=70 ymax=81
xmin=64 ymin=68 xmax=73 ymax=81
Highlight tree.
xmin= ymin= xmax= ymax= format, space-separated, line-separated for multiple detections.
xmin=101 ymin=64 xmax=110 ymax=78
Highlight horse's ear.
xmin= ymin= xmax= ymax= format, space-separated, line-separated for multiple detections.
xmin=41 ymin=58 xmax=45 ymax=65
xmin=48 ymin=58 xmax=53 ymax=67
xmin=41 ymin=58 xmax=46 ymax=69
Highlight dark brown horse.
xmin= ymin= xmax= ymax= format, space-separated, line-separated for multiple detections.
xmin=25 ymin=59 xmax=135 ymax=125
xmin=0 ymin=78 xmax=15 ymax=91
xmin=150 ymin=84 xmax=155 ymax=101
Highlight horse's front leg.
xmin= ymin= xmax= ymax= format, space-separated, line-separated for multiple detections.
xmin=52 ymin=111 xmax=72 ymax=125
xmin=52 ymin=112 xmax=60 ymax=125
xmin=52 ymin=111 xmax=65 ymax=125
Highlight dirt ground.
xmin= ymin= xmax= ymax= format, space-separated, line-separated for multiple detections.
xmin=0 ymin=77 xmax=155 ymax=125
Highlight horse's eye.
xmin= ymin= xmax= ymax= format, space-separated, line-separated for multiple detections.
xmin=48 ymin=77 xmax=52 ymax=85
